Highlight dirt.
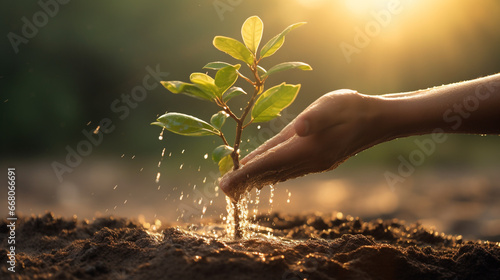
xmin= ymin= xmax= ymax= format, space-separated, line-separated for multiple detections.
xmin=1 ymin=212 xmax=500 ymax=280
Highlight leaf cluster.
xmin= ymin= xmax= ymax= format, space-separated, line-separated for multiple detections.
xmin=153 ymin=16 xmax=311 ymax=176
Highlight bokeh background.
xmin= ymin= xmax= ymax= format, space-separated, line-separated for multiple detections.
xmin=1 ymin=0 xmax=500 ymax=240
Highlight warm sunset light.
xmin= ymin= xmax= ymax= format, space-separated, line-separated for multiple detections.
xmin=3 ymin=1 xmax=500 ymax=278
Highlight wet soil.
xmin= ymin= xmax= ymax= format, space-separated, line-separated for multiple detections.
xmin=1 ymin=212 xmax=499 ymax=280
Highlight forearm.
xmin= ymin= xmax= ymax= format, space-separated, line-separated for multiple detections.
xmin=380 ymin=73 xmax=500 ymax=139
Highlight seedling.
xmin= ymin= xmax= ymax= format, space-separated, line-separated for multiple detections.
xmin=153 ymin=15 xmax=311 ymax=238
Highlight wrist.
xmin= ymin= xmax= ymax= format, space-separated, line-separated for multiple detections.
xmin=376 ymin=89 xmax=439 ymax=140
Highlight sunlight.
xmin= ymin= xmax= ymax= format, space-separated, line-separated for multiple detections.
xmin=344 ymin=0 xmax=396 ymax=15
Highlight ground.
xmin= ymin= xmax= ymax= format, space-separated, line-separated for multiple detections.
xmin=1 ymin=212 xmax=499 ymax=280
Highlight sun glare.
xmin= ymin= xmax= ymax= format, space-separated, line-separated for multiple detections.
xmin=344 ymin=0 xmax=395 ymax=15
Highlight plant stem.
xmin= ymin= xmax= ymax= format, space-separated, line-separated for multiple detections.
xmin=229 ymin=63 xmax=263 ymax=239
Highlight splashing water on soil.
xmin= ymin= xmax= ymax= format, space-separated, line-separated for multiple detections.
xmin=3 ymin=212 xmax=499 ymax=279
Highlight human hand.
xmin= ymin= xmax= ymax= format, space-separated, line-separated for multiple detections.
xmin=220 ymin=89 xmax=390 ymax=201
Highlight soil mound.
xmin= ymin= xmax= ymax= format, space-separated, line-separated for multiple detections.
xmin=1 ymin=212 xmax=499 ymax=279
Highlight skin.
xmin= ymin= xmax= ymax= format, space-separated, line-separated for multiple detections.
xmin=220 ymin=73 xmax=500 ymax=201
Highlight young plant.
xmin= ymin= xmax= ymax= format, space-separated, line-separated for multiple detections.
xmin=152 ymin=15 xmax=311 ymax=238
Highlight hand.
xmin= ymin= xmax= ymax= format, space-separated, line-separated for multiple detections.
xmin=220 ymin=89 xmax=390 ymax=201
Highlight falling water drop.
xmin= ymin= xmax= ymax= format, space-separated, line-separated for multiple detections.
xmin=203 ymin=153 xmax=208 ymax=159
xmin=202 ymin=177 xmax=207 ymax=183
xmin=113 ymin=185 xmax=118 ymax=190
xmin=257 ymin=125 xmax=261 ymax=129
xmin=181 ymin=149 xmax=185 ymax=154
xmin=179 ymin=192 xmax=184 ymax=200
xmin=179 ymin=164 xmax=184 ymax=170
xmin=155 ymin=172 xmax=161 ymax=183
xmin=158 ymin=127 xmax=165 ymax=140
xmin=268 ymin=185 xmax=275 ymax=215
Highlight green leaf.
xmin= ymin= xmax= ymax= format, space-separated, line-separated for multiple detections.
xmin=213 ymin=36 xmax=254 ymax=65
xmin=218 ymin=154 xmax=234 ymax=176
xmin=212 ymin=145 xmax=234 ymax=163
xmin=161 ymin=81 xmax=215 ymax=102
xmin=203 ymin=61 xmax=235 ymax=70
xmin=189 ymin=73 xmax=218 ymax=97
xmin=210 ymin=111 xmax=229 ymax=129
xmin=215 ymin=65 xmax=240 ymax=96
xmin=260 ymin=22 xmax=306 ymax=58
xmin=241 ymin=15 xmax=263 ymax=54
xmin=251 ymin=83 xmax=301 ymax=123
xmin=264 ymin=62 xmax=312 ymax=77
xmin=223 ymin=87 xmax=247 ymax=102
xmin=152 ymin=112 xmax=220 ymax=136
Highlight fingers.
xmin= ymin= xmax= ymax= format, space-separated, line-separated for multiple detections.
xmin=240 ymin=121 xmax=296 ymax=165
xmin=221 ymin=135 xmax=302 ymax=200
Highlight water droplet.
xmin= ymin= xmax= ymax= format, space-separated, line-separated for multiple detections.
xmin=113 ymin=185 xmax=118 ymax=190
xmin=181 ymin=149 xmax=185 ymax=154
xmin=202 ymin=177 xmax=207 ymax=183
xmin=124 ymin=200 xmax=128 ymax=204
xmin=161 ymin=148 xmax=166 ymax=157
xmin=155 ymin=172 xmax=161 ymax=183
xmin=257 ymin=125 xmax=261 ymax=129
xmin=121 ymin=154 xmax=125 ymax=158
xmin=193 ymin=185 xmax=197 ymax=190
xmin=157 ymin=185 xmax=161 ymax=190
xmin=204 ymin=153 xmax=208 ymax=159
xmin=139 ymin=168 xmax=144 ymax=172
xmin=179 ymin=192 xmax=184 ymax=200
xmin=158 ymin=128 xmax=165 ymax=140
xmin=179 ymin=164 xmax=184 ymax=170
xmin=131 ymin=155 xmax=136 ymax=159
xmin=202 ymin=206 xmax=207 ymax=214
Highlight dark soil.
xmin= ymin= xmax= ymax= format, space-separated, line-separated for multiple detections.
xmin=1 ymin=212 xmax=500 ymax=280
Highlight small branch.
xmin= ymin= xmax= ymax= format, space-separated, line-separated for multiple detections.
xmin=237 ymin=71 xmax=254 ymax=85
xmin=242 ymin=119 xmax=254 ymax=129
xmin=223 ymin=106 xmax=240 ymax=123
xmin=219 ymin=133 xmax=230 ymax=146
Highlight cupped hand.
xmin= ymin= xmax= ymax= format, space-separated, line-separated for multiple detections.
xmin=220 ymin=89 xmax=389 ymax=201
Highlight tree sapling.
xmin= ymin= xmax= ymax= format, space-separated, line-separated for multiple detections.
xmin=153 ymin=15 xmax=311 ymax=238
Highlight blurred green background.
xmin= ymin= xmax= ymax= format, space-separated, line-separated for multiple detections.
xmin=1 ymin=0 xmax=500 ymax=239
